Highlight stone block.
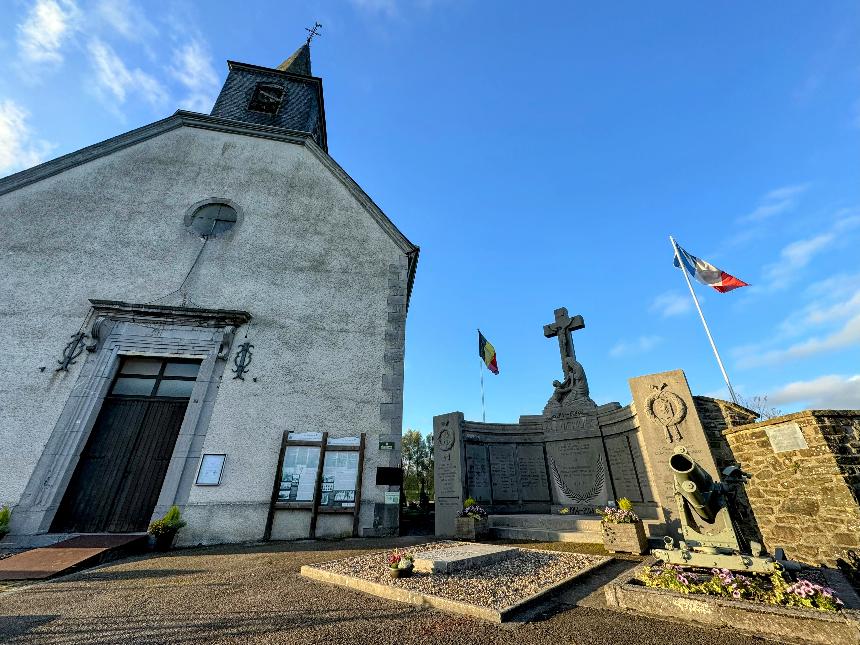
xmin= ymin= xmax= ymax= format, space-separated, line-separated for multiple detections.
xmin=412 ymin=543 xmax=516 ymax=574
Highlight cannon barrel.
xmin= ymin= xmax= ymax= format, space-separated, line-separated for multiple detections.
xmin=670 ymin=451 xmax=719 ymax=523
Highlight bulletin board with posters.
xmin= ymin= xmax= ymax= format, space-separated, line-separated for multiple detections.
xmin=265 ymin=431 xmax=366 ymax=539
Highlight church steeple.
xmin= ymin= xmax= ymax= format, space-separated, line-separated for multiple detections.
xmin=209 ymin=41 xmax=327 ymax=151
xmin=277 ymin=44 xmax=312 ymax=76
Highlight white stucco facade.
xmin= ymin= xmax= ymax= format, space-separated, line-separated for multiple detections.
xmin=0 ymin=112 xmax=416 ymax=544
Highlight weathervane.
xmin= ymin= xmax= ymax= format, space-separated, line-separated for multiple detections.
xmin=305 ymin=22 xmax=322 ymax=45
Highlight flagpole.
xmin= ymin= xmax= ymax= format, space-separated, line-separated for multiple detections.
xmin=669 ymin=235 xmax=738 ymax=404
xmin=479 ymin=357 xmax=486 ymax=423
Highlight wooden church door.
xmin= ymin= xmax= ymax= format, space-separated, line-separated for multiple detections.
xmin=51 ymin=357 xmax=200 ymax=533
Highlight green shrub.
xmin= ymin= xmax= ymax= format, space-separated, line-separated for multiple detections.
xmin=0 ymin=505 xmax=10 ymax=537
xmin=617 ymin=497 xmax=634 ymax=512
xmin=148 ymin=505 xmax=186 ymax=537
xmin=463 ymin=497 xmax=476 ymax=508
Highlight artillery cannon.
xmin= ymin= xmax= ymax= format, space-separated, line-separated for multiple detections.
xmin=652 ymin=446 xmax=797 ymax=573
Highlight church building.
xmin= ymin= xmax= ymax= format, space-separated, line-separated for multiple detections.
xmin=0 ymin=43 xmax=418 ymax=545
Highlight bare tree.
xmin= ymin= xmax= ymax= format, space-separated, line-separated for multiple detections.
xmin=736 ymin=394 xmax=783 ymax=421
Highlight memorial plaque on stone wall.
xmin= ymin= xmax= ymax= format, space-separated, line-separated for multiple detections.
xmin=545 ymin=438 xmax=608 ymax=506
xmin=465 ymin=443 xmax=492 ymax=502
xmin=516 ymin=444 xmax=550 ymax=501
xmin=489 ymin=444 xmax=519 ymax=501
xmin=605 ymin=434 xmax=643 ymax=502
xmin=765 ymin=422 xmax=808 ymax=453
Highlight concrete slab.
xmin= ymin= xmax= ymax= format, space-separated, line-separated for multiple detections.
xmin=412 ymin=543 xmax=517 ymax=573
xmin=0 ymin=534 xmax=148 ymax=580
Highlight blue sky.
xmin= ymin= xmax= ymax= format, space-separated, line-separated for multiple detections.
xmin=2 ymin=1 xmax=859 ymax=433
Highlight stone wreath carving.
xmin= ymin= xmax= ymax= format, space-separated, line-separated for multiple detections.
xmin=548 ymin=454 xmax=605 ymax=504
xmin=645 ymin=383 xmax=687 ymax=444
xmin=437 ymin=419 xmax=455 ymax=451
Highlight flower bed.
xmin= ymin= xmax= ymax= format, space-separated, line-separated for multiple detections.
xmin=640 ymin=562 xmax=844 ymax=612
xmin=605 ymin=560 xmax=860 ymax=645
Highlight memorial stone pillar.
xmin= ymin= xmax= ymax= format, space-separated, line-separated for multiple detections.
xmin=629 ymin=369 xmax=720 ymax=536
xmin=433 ymin=411 xmax=466 ymax=537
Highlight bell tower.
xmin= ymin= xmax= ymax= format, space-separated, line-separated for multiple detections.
xmin=210 ymin=43 xmax=327 ymax=151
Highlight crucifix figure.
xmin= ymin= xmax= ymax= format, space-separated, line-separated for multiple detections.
xmin=543 ymin=307 xmax=591 ymax=405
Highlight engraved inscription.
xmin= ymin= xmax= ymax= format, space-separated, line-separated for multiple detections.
xmin=765 ymin=422 xmax=808 ymax=453
xmin=465 ymin=443 xmax=492 ymax=502
xmin=605 ymin=434 xmax=643 ymax=502
xmin=546 ymin=438 xmax=608 ymax=506
xmin=516 ymin=444 xmax=550 ymax=501
xmin=489 ymin=444 xmax=519 ymax=501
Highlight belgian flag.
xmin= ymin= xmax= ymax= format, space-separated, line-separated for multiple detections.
xmin=478 ymin=331 xmax=499 ymax=375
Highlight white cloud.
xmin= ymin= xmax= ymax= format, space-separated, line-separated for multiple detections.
xmin=87 ymin=38 xmax=167 ymax=109
xmin=609 ymin=335 xmax=662 ymax=358
xmin=0 ymin=99 xmax=55 ymax=175
xmin=16 ymin=0 xmax=80 ymax=65
xmin=169 ymin=38 xmax=220 ymax=113
xmin=737 ymin=312 xmax=860 ymax=367
xmin=738 ymin=183 xmax=809 ymax=224
xmin=96 ymin=0 xmax=158 ymax=44
xmin=650 ymin=290 xmax=692 ymax=317
xmin=764 ymin=233 xmax=834 ymax=283
xmin=768 ymin=374 xmax=860 ymax=410
xmin=735 ymin=270 xmax=860 ymax=367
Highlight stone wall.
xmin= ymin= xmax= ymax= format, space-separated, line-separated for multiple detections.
xmin=723 ymin=410 xmax=860 ymax=566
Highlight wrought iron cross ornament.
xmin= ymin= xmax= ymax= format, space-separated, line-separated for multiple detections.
xmin=56 ymin=332 xmax=86 ymax=372
xmin=305 ymin=22 xmax=322 ymax=45
xmin=232 ymin=340 xmax=254 ymax=380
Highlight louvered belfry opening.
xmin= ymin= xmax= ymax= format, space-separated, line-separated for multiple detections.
xmin=51 ymin=357 xmax=201 ymax=533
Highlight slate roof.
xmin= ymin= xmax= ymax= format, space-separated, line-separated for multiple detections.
xmin=277 ymin=44 xmax=312 ymax=76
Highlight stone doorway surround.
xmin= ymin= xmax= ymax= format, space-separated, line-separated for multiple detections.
xmin=11 ymin=299 xmax=251 ymax=537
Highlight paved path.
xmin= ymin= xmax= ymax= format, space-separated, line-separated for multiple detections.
xmin=0 ymin=538 xmax=784 ymax=644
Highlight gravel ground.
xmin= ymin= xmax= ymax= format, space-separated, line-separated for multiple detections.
xmin=0 ymin=538 xmax=788 ymax=645
xmin=312 ymin=541 xmax=605 ymax=610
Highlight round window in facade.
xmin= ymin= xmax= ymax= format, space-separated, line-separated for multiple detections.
xmin=189 ymin=202 xmax=238 ymax=237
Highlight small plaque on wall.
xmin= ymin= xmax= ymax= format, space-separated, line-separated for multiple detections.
xmin=765 ymin=422 xmax=808 ymax=453
xmin=196 ymin=454 xmax=226 ymax=485
xmin=384 ymin=492 xmax=400 ymax=505
xmin=379 ymin=441 xmax=395 ymax=451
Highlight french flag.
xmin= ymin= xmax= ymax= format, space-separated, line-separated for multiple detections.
xmin=673 ymin=243 xmax=749 ymax=293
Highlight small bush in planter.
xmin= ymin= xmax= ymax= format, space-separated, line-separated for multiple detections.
xmin=455 ymin=500 xmax=489 ymax=540
xmin=597 ymin=498 xmax=648 ymax=554
xmin=0 ymin=505 xmax=10 ymax=540
xmin=596 ymin=497 xmax=640 ymax=524
xmin=148 ymin=505 xmax=186 ymax=551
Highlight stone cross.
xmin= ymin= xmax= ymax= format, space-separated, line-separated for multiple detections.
xmin=543 ymin=307 xmax=585 ymax=377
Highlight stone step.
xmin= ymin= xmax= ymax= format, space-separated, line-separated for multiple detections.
xmin=488 ymin=514 xmax=603 ymax=531
xmin=490 ymin=526 xmax=602 ymax=544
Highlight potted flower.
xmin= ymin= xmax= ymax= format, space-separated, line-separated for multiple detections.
xmin=597 ymin=497 xmax=648 ymax=554
xmin=148 ymin=505 xmax=187 ymax=551
xmin=0 ymin=505 xmax=10 ymax=542
xmin=455 ymin=498 xmax=489 ymax=541
xmin=387 ymin=549 xmax=414 ymax=578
